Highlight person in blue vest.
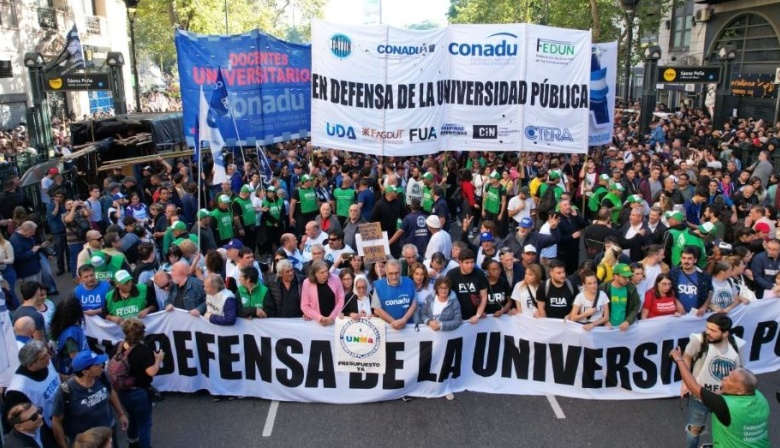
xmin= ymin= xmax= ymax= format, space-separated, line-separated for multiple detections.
xmin=371 ymin=259 xmax=417 ymax=329
xmin=49 ymin=296 xmax=89 ymax=377
xmin=68 ymin=264 xmax=112 ymax=316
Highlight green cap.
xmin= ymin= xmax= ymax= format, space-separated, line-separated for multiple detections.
xmin=301 ymin=174 xmax=313 ymax=182
xmin=669 ymin=211 xmax=684 ymax=222
xmin=489 ymin=171 xmax=501 ymax=179
xmin=267 ymin=186 xmax=276 ymax=192
xmin=218 ymin=194 xmax=231 ymax=204
xmin=114 ymin=270 xmax=132 ymax=284
xmin=197 ymin=209 xmax=210 ymax=219
xmin=422 ymin=172 xmax=434 ymax=180
xmin=613 ymin=263 xmax=633 ymax=278
xmin=548 ymin=171 xmax=560 ymax=181
xmin=599 ymin=174 xmax=610 ymax=182
xmin=611 ymin=182 xmax=625 ymax=191
xmin=627 ymin=194 xmax=643 ymax=204
xmin=169 ymin=221 xmax=187 ymax=232
xmin=698 ymin=222 xmax=715 ymax=234
xmin=240 ymin=185 xmax=253 ymax=194
xmin=385 ymin=185 xmax=400 ymax=194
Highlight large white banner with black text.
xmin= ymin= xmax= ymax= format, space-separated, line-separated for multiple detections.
xmin=311 ymin=21 xmax=592 ymax=155
xmin=85 ymin=300 xmax=780 ymax=403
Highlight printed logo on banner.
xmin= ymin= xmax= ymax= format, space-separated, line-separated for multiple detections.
xmin=339 ymin=319 xmax=382 ymax=359
xmin=441 ymin=123 xmax=467 ymax=136
xmin=326 ymin=122 xmax=356 ymax=139
xmin=449 ymin=32 xmax=518 ymax=65
xmin=361 ymin=127 xmax=404 ymax=144
xmin=473 ymin=125 xmax=498 ymax=139
xmin=409 ymin=127 xmax=437 ymax=142
xmin=524 ymin=125 xmax=573 ymax=143
xmin=535 ymin=38 xmax=575 ymax=65
xmin=376 ymin=43 xmax=436 ymax=59
xmin=330 ymin=34 xmax=353 ymax=59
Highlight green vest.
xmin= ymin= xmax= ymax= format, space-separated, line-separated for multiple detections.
xmin=712 ymin=392 xmax=770 ymax=448
xmin=92 ymin=252 xmax=125 ymax=282
xmin=588 ymin=186 xmax=607 ymax=212
xmin=233 ymin=196 xmax=256 ymax=227
xmin=422 ymin=187 xmax=433 ymax=213
xmin=669 ymin=228 xmax=707 ymax=268
xmin=484 ymin=184 xmax=503 ymax=214
xmin=333 ymin=188 xmax=355 ymax=217
xmin=601 ymin=192 xmax=623 ymax=225
xmin=298 ymin=187 xmax=318 ymax=214
xmin=237 ymin=283 xmax=268 ymax=309
xmin=211 ymin=208 xmax=234 ymax=241
xmin=106 ymin=283 xmax=148 ymax=318
xmin=262 ymin=198 xmax=283 ymax=227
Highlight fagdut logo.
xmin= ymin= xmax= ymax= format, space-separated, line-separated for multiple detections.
xmin=330 ymin=34 xmax=352 ymax=59
xmin=448 ymin=32 xmax=518 ymax=65
xmin=361 ymin=127 xmax=404 ymax=144
xmin=524 ymin=125 xmax=573 ymax=143
xmin=339 ymin=319 xmax=382 ymax=360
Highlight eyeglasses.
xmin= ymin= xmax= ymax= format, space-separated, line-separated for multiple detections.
xmin=18 ymin=407 xmax=42 ymax=424
xmin=659 ymin=281 xmax=672 ymax=286
xmin=159 ymin=282 xmax=171 ymax=290
xmin=91 ymin=237 xmax=103 ymax=242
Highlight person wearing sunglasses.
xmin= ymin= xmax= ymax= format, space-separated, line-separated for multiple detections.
xmin=5 ymin=402 xmax=44 ymax=448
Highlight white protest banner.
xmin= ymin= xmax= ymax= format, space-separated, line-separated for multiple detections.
xmin=86 ymin=300 xmax=780 ymax=403
xmin=588 ymin=41 xmax=617 ymax=147
xmin=311 ymin=21 xmax=591 ymax=155
xmin=334 ymin=317 xmax=386 ymax=374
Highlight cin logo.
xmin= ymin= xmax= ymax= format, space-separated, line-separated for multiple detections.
xmin=330 ymin=34 xmax=352 ymax=59
xmin=524 ymin=125 xmax=573 ymax=142
xmin=410 ymin=127 xmax=437 ymax=142
xmin=326 ymin=123 xmax=356 ymax=140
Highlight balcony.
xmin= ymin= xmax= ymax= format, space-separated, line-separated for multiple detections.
xmin=0 ymin=1 xmax=18 ymax=27
xmin=38 ymin=7 xmax=58 ymax=30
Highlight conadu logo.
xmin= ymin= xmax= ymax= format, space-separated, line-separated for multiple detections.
xmin=448 ymin=32 xmax=518 ymax=57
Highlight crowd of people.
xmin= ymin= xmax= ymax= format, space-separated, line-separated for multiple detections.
xmin=0 ymin=102 xmax=776 ymax=446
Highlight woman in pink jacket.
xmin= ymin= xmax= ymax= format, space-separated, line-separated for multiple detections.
xmin=301 ymin=260 xmax=345 ymax=325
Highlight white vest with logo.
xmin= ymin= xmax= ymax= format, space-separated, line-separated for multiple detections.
xmin=689 ymin=333 xmax=744 ymax=393
xmin=7 ymin=364 xmax=61 ymax=426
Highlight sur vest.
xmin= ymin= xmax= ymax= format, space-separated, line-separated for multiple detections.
xmin=262 ymin=198 xmax=284 ymax=227
xmin=484 ymin=184 xmax=503 ymax=214
xmin=92 ymin=253 xmax=125 ymax=282
xmin=421 ymin=187 xmax=433 ymax=213
xmin=298 ymin=187 xmax=318 ymax=214
xmin=601 ymin=192 xmax=623 ymax=225
xmin=237 ymin=283 xmax=268 ymax=309
xmin=333 ymin=188 xmax=355 ymax=217
xmin=106 ymin=283 xmax=148 ymax=318
xmin=588 ymin=186 xmax=608 ymax=212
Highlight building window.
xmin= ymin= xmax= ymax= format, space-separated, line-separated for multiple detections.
xmin=708 ymin=13 xmax=780 ymax=67
xmin=0 ymin=60 xmax=11 ymax=78
xmin=670 ymin=0 xmax=693 ymax=51
xmin=0 ymin=0 xmax=18 ymax=27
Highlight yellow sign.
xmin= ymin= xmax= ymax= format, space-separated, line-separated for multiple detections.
xmin=663 ymin=68 xmax=677 ymax=82
xmin=48 ymin=78 xmax=63 ymax=90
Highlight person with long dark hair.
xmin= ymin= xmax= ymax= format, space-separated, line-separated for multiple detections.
xmin=50 ymin=296 xmax=89 ymax=377
xmin=642 ymin=272 xmax=684 ymax=319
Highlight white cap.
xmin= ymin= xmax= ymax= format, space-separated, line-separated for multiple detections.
xmin=425 ymin=215 xmax=441 ymax=229
xmin=523 ymin=244 xmax=537 ymax=253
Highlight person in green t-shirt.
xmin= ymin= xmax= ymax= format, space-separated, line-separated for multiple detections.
xmin=233 ymin=185 xmax=258 ymax=253
xmin=103 ymin=270 xmax=157 ymax=323
xmin=237 ymin=266 xmax=269 ymax=319
xmin=210 ymin=195 xmax=235 ymax=246
xmin=290 ymin=174 xmax=319 ymax=235
xmin=260 ymin=186 xmax=286 ymax=256
xmin=670 ymin=348 xmax=770 ymax=448
xmin=482 ymin=170 xmax=507 ymax=235
xmin=332 ymin=177 xmax=356 ymax=226
xmin=421 ymin=172 xmax=435 ymax=213
xmin=598 ymin=263 xmax=640 ymax=331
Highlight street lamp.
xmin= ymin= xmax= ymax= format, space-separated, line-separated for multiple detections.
xmin=621 ymin=0 xmax=640 ymax=101
xmin=107 ymin=52 xmax=127 ymax=115
xmin=639 ymin=44 xmax=662 ymax=136
xmin=23 ymin=51 xmax=53 ymax=157
xmin=715 ymin=44 xmax=737 ymax=132
xmin=124 ymin=0 xmax=141 ymax=112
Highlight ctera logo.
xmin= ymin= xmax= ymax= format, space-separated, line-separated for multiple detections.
xmin=330 ymin=34 xmax=352 ymax=59
xmin=524 ymin=125 xmax=573 ymax=143
xmin=409 ymin=127 xmax=437 ymax=142
xmin=326 ymin=123 xmax=356 ymax=140
xmin=448 ymin=32 xmax=518 ymax=57
xmin=536 ymin=39 xmax=575 ymax=56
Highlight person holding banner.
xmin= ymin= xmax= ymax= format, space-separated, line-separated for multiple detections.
xmin=419 ymin=276 xmax=462 ymax=332
xmin=343 ymin=274 xmax=372 ymax=320
xmin=371 ymin=260 xmax=417 ymax=330
xmin=301 ymin=260 xmax=344 ymax=326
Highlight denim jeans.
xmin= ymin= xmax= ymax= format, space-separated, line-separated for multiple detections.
xmin=39 ymin=253 xmax=58 ymax=293
xmin=1 ymin=265 xmax=19 ymax=309
xmin=686 ymin=396 xmax=710 ymax=448
xmin=119 ymin=388 xmax=154 ymax=448
xmin=68 ymin=243 xmax=82 ymax=278
xmin=52 ymin=233 xmax=67 ymax=272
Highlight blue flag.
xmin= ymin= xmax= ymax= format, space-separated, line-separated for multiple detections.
xmin=590 ymin=48 xmax=610 ymax=127
xmin=207 ymin=68 xmax=230 ymax=128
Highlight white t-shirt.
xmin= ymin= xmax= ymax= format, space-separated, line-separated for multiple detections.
xmin=710 ymin=278 xmax=737 ymax=310
xmin=324 ymin=244 xmax=355 ymax=265
xmin=511 ymin=282 xmax=538 ymax=317
xmin=431 ymin=298 xmax=448 ymax=320
xmin=507 ymin=196 xmax=534 ymax=224
xmin=302 ymin=231 xmax=329 ymax=262
xmin=572 ymin=290 xmax=609 ymax=323
xmin=425 ymin=230 xmax=452 ymax=261
xmin=539 ymin=222 xmax=556 ymax=259
xmin=423 ymin=259 xmax=459 ymax=279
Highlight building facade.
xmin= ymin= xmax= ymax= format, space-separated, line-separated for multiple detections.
xmin=0 ymin=0 xmax=134 ymax=129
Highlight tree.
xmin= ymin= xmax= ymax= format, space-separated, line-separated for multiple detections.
xmin=406 ymin=20 xmax=441 ymax=30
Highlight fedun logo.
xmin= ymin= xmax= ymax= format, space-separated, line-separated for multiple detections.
xmin=524 ymin=125 xmax=573 ymax=142
xmin=449 ymin=32 xmax=518 ymax=57
xmin=663 ymin=68 xmax=677 ymax=82
xmin=330 ymin=34 xmax=352 ymax=59
xmin=339 ymin=319 xmax=382 ymax=359
xmin=536 ymin=39 xmax=574 ymax=56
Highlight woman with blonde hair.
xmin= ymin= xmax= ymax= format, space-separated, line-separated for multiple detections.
xmin=510 ymin=263 xmax=543 ymax=316
xmin=596 ymin=245 xmax=622 ymax=284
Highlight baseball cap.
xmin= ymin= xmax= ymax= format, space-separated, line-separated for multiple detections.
xmin=218 ymin=194 xmax=231 ymax=204
xmin=422 ymin=172 xmax=434 ymax=181
xmin=489 ymin=171 xmax=501 ymax=179
xmin=519 ymin=217 xmax=534 ymax=229
xmin=425 ymin=215 xmax=441 ymax=229
xmin=71 ymin=350 xmax=109 ymax=372
xmin=114 ymin=270 xmax=132 ymax=284
xmin=599 ymin=174 xmax=610 ymax=182
xmin=301 ymin=174 xmax=313 ymax=182
xmin=669 ymin=211 xmax=684 ymax=222
xmin=523 ymin=244 xmax=537 ymax=254
xmin=754 ymin=222 xmax=770 ymax=234
xmin=240 ymin=185 xmax=253 ymax=194
xmin=223 ymin=239 xmax=244 ymax=250
xmin=626 ymin=194 xmax=643 ymax=204
xmin=614 ymin=263 xmax=633 ymax=278
xmin=197 ymin=209 xmax=210 ymax=219
xmin=143 ymin=166 xmax=152 ymax=171
xmin=112 ymin=193 xmax=125 ymax=201
xmin=479 ymin=232 xmax=494 ymax=243
xmin=385 ymin=185 xmax=400 ymax=194
xmin=267 ymin=186 xmax=276 ymax=192
xmin=90 ymin=253 xmax=105 ymax=267
xmin=698 ymin=222 xmax=715 ymax=234
xmin=169 ymin=221 xmax=187 ymax=232
xmin=548 ymin=171 xmax=560 ymax=181
xmin=48 ymin=167 xmax=59 ymax=175
xmin=611 ymin=182 xmax=625 ymax=191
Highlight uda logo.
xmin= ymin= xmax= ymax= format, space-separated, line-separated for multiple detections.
xmin=330 ymin=34 xmax=352 ymax=59
xmin=326 ymin=123 xmax=356 ymax=139
xmin=709 ymin=357 xmax=736 ymax=381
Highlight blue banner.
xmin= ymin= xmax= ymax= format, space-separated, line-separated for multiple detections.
xmin=175 ymin=29 xmax=311 ymax=147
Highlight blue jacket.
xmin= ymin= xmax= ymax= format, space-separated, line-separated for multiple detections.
xmin=166 ymin=276 xmax=207 ymax=314
xmin=750 ymin=251 xmax=780 ymax=298
xmin=419 ymin=295 xmax=462 ymax=331
xmin=47 ymin=202 xmax=65 ymax=234
xmin=9 ymin=231 xmax=41 ymax=278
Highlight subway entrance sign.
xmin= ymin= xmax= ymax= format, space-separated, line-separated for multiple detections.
xmin=658 ymin=66 xmax=721 ymax=83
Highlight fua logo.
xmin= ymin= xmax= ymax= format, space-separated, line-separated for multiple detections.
xmin=330 ymin=34 xmax=352 ymax=59
xmin=524 ymin=125 xmax=573 ymax=142
xmin=410 ymin=127 xmax=437 ymax=142
xmin=448 ymin=32 xmax=518 ymax=57
xmin=326 ymin=123 xmax=356 ymax=140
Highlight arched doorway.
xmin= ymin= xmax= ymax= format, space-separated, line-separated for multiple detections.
xmin=707 ymin=13 xmax=780 ymax=121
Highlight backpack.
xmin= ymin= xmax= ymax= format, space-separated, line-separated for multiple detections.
xmin=691 ymin=332 xmax=740 ymax=366
xmin=536 ymin=185 xmax=557 ymax=221
xmin=73 ymin=209 xmax=91 ymax=240
xmin=107 ymin=342 xmax=136 ymax=391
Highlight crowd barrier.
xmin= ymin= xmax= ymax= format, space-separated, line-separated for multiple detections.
xmin=84 ymin=300 xmax=780 ymax=403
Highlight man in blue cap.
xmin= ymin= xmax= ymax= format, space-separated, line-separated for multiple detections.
xmin=502 ymin=215 xmax=560 ymax=260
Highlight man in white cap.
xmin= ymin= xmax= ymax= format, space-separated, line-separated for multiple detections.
xmin=424 ymin=214 xmax=451 ymax=261
xmin=210 ymin=194 xmax=235 ymax=246
xmin=191 ymin=209 xmax=217 ymax=253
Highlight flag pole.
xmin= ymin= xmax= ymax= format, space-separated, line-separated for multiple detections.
xmin=196 ymin=86 xmax=203 ymax=249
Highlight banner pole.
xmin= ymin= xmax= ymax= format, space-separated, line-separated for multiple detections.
xmin=581 ymin=152 xmax=589 ymax=213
